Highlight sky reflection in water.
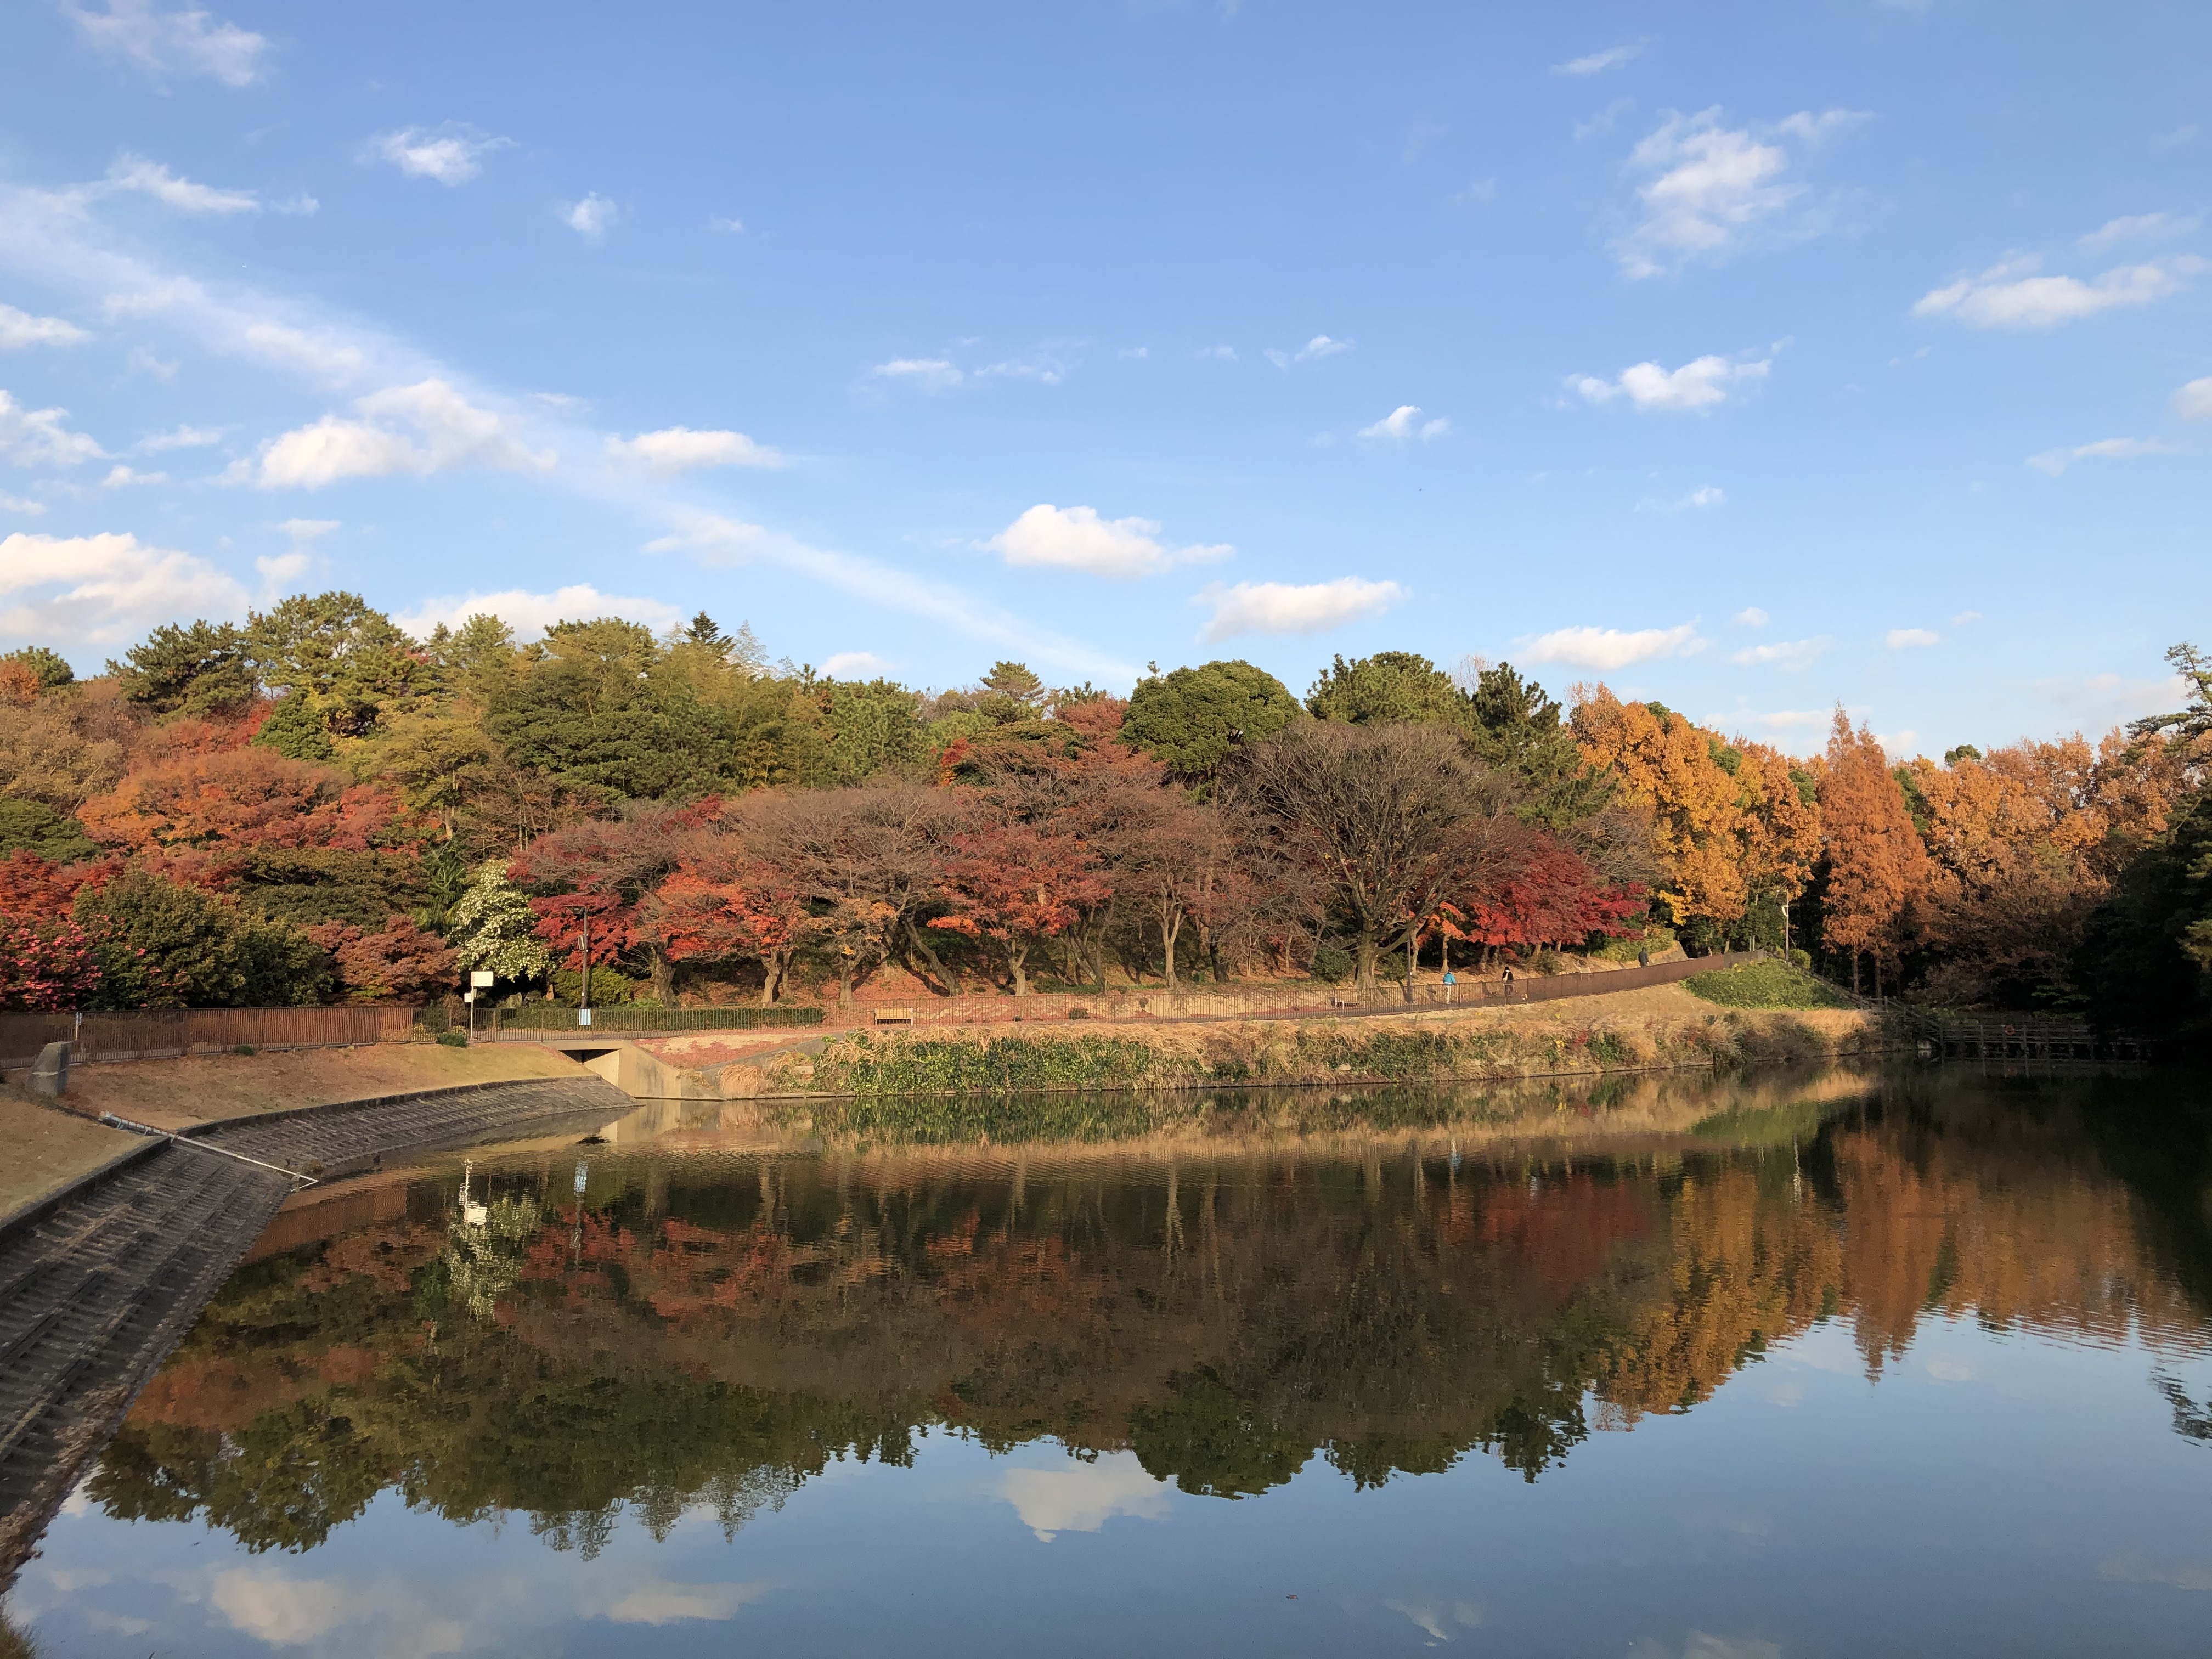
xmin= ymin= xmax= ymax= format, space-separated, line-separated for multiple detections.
xmin=10 ymin=1065 xmax=2212 ymax=1657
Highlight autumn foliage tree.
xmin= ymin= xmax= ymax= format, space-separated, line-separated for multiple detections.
xmin=1816 ymin=709 xmax=1932 ymax=995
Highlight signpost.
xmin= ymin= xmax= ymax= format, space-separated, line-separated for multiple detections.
xmin=469 ymin=970 xmax=493 ymax=1040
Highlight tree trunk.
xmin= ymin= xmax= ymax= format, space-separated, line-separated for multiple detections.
xmin=759 ymin=951 xmax=788 ymax=1006
xmin=1007 ymin=939 xmax=1030 ymax=997
xmin=1160 ymin=906 xmax=1182 ymax=990
xmin=1404 ymin=930 xmax=1417 ymax=1003
xmin=1355 ymin=929 xmax=1378 ymax=992
xmin=904 ymin=916 xmax=952 ymax=995
xmin=648 ymin=945 xmax=675 ymax=1006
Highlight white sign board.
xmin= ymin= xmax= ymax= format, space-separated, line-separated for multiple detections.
xmin=471 ymin=970 xmax=495 ymax=988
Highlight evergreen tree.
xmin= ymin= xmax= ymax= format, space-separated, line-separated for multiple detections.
xmin=1123 ymin=659 xmax=1301 ymax=784
xmin=108 ymin=619 xmax=259 ymax=717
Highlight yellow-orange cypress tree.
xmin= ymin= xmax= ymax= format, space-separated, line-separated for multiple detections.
xmin=1571 ymin=686 xmax=1745 ymax=933
xmin=1818 ymin=708 xmax=1931 ymax=995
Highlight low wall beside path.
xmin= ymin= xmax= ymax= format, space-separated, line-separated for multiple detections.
xmin=0 ymin=1006 xmax=411 ymax=1068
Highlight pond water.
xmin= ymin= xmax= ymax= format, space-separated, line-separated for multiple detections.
xmin=9 ymin=1064 xmax=2212 ymax=1657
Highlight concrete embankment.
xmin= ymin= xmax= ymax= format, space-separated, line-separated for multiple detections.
xmin=0 ymin=1068 xmax=635 ymax=1592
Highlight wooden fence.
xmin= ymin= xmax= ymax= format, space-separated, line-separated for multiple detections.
xmin=0 ymin=1006 xmax=413 ymax=1068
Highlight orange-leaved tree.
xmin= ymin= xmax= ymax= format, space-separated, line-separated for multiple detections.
xmin=1571 ymin=687 xmax=1744 ymax=936
xmin=1817 ymin=708 xmax=1931 ymax=995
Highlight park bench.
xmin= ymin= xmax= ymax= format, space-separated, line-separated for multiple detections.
xmin=1327 ymin=991 xmax=1362 ymax=1009
xmin=873 ymin=1007 xmax=916 ymax=1026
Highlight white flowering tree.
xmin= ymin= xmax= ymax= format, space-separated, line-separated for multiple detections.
xmin=447 ymin=862 xmax=552 ymax=989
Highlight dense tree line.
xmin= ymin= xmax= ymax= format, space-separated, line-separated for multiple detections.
xmin=0 ymin=600 xmax=2205 ymax=1026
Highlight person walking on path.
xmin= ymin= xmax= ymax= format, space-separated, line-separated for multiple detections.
xmin=1638 ymin=946 xmax=1649 ymax=968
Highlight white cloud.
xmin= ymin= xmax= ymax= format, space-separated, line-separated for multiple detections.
xmin=0 ymin=529 xmax=247 ymax=645
xmin=61 ymin=0 xmax=271 ymax=86
xmin=0 ymin=492 xmax=47 ymax=516
xmin=1358 ymin=404 xmax=1452 ymax=442
xmin=563 ymin=193 xmax=618 ymax=241
xmin=1612 ymin=108 xmax=1866 ymax=278
xmin=1640 ymin=485 xmax=1725 ymax=512
xmin=1003 ymin=1453 xmax=1173 ymax=1542
xmin=100 ymin=463 xmax=166 ymax=486
xmin=248 ymin=379 xmax=554 ymax=489
xmin=241 ymin=322 xmax=368 ymax=382
xmin=1740 ymin=708 xmax=1829 ymax=731
xmin=103 ymin=154 xmax=259 ymax=215
xmin=0 ymin=303 xmax=89 ymax=349
xmin=1912 ymin=254 xmax=2205 ymax=329
xmin=821 ymin=651 xmax=890 ymax=679
xmin=395 ymin=583 xmax=685 ymax=640
xmin=2080 ymin=212 xmax=2199 ymax=252
xmin=1264 ymin=335 xmax=1353 ymax=369
xmin=606 ymin=426 xmax=787 ymax=472
xmin=280 ymin=516 xmax=338 ymax=543
xmin=1118 ymin=345 xmax=1148 ymax=359
xmin=1951 ymin=610 xmax=1981 ymax=624
xmin=1731 ymin=637 xmax=1826 ymax=669
xmin=1454 ymin=177 xmax=1498 ymax=206
xmin=990 ymin=503 xmax=1231 ymax=579
xmin=2027 ymin=436 xmax=2179 ymax=476
xmin=138 ymin=423 xmax=221 ymax=451
xmin=591 ymin=1578 xmax=767 ymax=1627
xmin=709 ymin=213 xmax=745 ymax=233
xmin=2172 ymin=377 xmax=2212 ymax=421
xmin=1572 ymin=353 xmax=1769 ymax=413
xmin=1524 ymin=622 xmax=1703 ymax=669
xmin=1886 ymin=627 xmax=1940 ymax=648
xmin=255 ymin=550 xmax=308 ymax=591
xmin=1199 ymin=575 xmax=1403 ymax=641
xmin=641 ymin=513 xmax=763 ymax=555
xmin=871 ymin=357 xmax=964 ymax=392
xmin=1193 ymin=344 xmax=1238 ymax=362
xmin=0 ymin=390 xmax=105 ymax=467
xmin=360 ymin=125 xmax=512 ymax=187
xmin=1733 ymin=606 xmax=1769 ymax=627
xmin=1555 ymin=42 xmax=1644 ymax=75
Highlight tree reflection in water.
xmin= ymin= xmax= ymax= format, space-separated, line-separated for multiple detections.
xmin=87 ymin=1066 xmax=2212 ymax=1557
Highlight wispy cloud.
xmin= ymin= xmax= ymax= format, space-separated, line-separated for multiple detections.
xmin=60 ymin=0 xmax=272 ymax=87
xmin=1357 ymin=405 xmax=1451 ymax=442
xmin=1612 ymin=108 xmax=1868 ymax=279
xmin=606 ymin=427 xmax=786 ymax=473
xmin=1198 ymin=576 xmax=1403 ymax=641
xmin=2079 ymin=212 xmax=2199 ymax=252
xmin=1192 ymin=344 xmax=1239 ymax=363
xmin=0 ymin=303 xmax=89 ymax=349
xmin=1571 ymin=352 xmax=1770 ymax=412
xmin=1263 ymin=335 xmax=1353 ymax=369
xmin=0 ymin=390 xmax=106 ymax=466
xmin=2027 ymin=435 xmax=2179 ymax=475
xmin=1639 ymin=485 xmax=1725 ymax=512
xmin=103 ymin=154 xmax=261 ymax=216
xmin=2172 ymin=377 xmax=2212 ymax=421
xmin=138 ymin=423 xmax=222 ymax=451
xmin=868 ymin=343 xmax=1079 ymax=392
xmin=1733 ymin=606 xmax=1770 ymax=627
xmin=562 ymin=193 xmax=618 ymax=242
xmin=820 ymin=651 xmax=889 ymax=679
xmin=1914 ymin=253 xmax=2206 ymax=329
xmin=872 ymin=357 xmax=963 ymax=392
xmin=1554 ymin=41 xmax=1644 ymax=76
xmin=1731 ymin=636 xmax=1827 ymax=669
xmin=1885 ymin=627 xmax=1940 ymax=648
xmin=989 ymin=504 xmax=1231 ymax=579
xmin=1523 ymin=622 xmax=1703 ymax=669
xmin=360 ymin=125 xmax=513 ymax=187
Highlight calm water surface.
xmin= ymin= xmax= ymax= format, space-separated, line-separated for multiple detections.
xmin=9 ymin=1064 xmax=2212 ymax=1657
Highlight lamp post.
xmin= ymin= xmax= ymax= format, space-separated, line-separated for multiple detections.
xmin=578 ymin=908 xmax=592 ymax=1027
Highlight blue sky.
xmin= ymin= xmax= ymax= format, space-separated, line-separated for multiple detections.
xmin=0 ymin=1 xmax=2205 ymax=755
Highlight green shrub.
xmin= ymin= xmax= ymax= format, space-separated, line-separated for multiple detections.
xmin=436 ymin=1030 xmax=469 ymax=1048
xmin=1684 ymin=961 xmax=1852 ymax=1011
xmin=75 ymin=868 xmax=332 ymax=1008
xmin=1310 ymin=944 xmax=1353 ymax=983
